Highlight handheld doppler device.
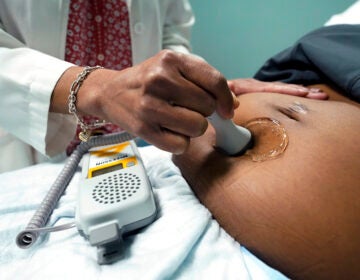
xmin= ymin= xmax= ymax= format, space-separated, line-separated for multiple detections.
xmin=76 ymin=140 xmax=157 ymax=264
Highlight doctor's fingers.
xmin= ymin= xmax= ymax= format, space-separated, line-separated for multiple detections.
xmin=137 ymin=103 xmax=209 ymax=154
xmin=147 ymin=76 xmax=217 ymax=118
xmin=157 ymin=50 xmax=235 ymax=119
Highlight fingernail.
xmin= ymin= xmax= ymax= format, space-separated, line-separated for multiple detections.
xmin=309 ymin=88 xmax=323 ymax=93
xmin=306 ymin=91 xmax=328 ymax=100
xmin=296 ymin=87 xmax=310 ymax=93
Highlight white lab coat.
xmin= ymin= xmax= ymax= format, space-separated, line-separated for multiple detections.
xmin=0 ymin=0 xmax=194 ymax=172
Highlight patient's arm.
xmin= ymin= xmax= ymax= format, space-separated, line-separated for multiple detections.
xmin=172 ymin=86 xmax=360 ymax=279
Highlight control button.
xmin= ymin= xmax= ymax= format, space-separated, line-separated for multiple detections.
xmin=126 ymin=161 xmax=135 ymax=168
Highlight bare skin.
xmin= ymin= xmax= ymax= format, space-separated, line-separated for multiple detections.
xmin=50 ymin=50 xmax=326 ymax=155
xmin=172 ymin=85 xmax=360 ymax=279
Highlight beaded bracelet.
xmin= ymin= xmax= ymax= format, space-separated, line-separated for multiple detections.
xmin=68 ymin=66 xmax=109 ymax=142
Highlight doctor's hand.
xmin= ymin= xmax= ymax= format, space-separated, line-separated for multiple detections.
xmin=228 ymin=78 xmax=329 ymax=100
xmin=51 ymin=50 xmax=238 ymax=154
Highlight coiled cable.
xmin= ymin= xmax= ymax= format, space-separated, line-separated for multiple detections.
xmin=16 ymin=131 xmax=135 ymax=249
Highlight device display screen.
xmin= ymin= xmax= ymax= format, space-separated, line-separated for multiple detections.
xmin=91 ymin=163 xmax=124 ymax=178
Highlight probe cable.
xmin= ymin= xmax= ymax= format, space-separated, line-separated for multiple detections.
xmin=16 ymin=131 xmax=135 ymax=249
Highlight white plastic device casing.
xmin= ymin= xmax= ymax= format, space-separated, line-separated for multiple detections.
xmin=75 ymin=140 xmax=157 ymax=263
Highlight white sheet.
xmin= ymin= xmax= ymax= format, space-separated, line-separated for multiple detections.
xmin=0 ymin=145 xmax=289 ymax=280
xmin=325 ymin=0 xmax=360 ymax=26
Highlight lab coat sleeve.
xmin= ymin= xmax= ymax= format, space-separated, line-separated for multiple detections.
xmin=162 ymin=0 xmax=195 ymax=54
xmin=0 ymin=27 xmax=76 ymax=157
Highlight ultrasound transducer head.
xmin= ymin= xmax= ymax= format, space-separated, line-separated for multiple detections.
xmin=207 ymin=112 xmax=252 ymax=156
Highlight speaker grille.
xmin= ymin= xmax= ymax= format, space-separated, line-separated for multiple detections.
xmin=92 ymin=173 xmax=141 ymax=204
